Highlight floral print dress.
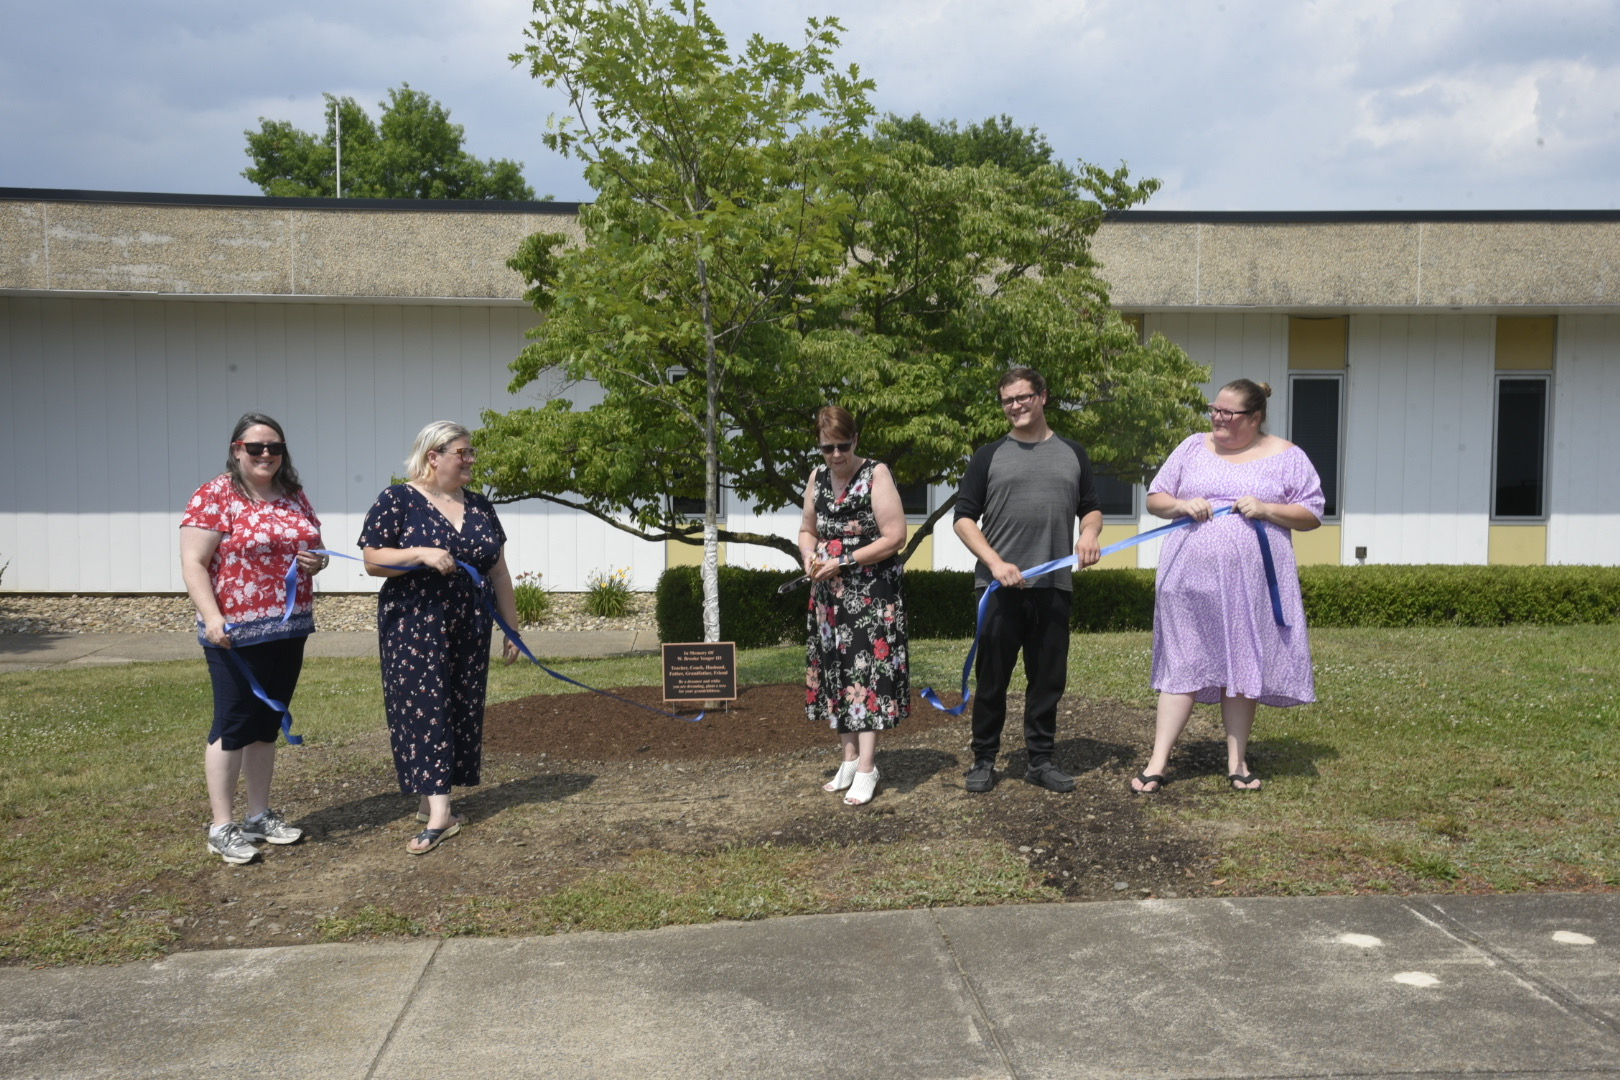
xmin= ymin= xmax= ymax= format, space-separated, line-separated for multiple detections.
xmin=358 ymin=484 xmax=507 ymax=795
xmin=805 ymin=459 xmax=910 ymax=732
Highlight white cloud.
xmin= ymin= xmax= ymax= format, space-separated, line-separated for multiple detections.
xmin=2 ymin=0 xmax=1619 ymax=208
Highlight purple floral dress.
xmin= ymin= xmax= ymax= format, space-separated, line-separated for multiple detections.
xmin=1148 ymin=434 xmax=1324 ymax=707
xmin=359 ymin=484 xmax=506 ymax=794
xmin=805 ymin=459 xmax=910 ymax=732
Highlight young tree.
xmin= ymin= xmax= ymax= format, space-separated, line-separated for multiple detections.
xmin=480 ymin=0 xmax=1209 ymax=637
xmin=487 ymin=0 xmax=873 ymax=642
xmin=243 ymin=85 xmax=537 ymax=200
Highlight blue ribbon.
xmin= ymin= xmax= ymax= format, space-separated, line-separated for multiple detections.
xmin=919 ymin=506 xmax=1288 ymax=715
xmin=302 ymin=549 xmax=706 ymax=724
xmin=217 ymin=633 xmax=304 ymax=745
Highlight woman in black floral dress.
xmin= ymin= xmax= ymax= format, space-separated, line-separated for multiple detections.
xmin=360 ymin=421 xmax=520 ymax=854
xmin=799 ymin=406 xmax=910 ymax=806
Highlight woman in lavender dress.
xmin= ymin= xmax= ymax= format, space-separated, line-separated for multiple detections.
xmin=1130 ymin=379 xmax=1325 ymax=793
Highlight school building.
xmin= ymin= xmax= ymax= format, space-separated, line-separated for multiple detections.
xmin=2 ymin=189 xmax=1617 ymax=593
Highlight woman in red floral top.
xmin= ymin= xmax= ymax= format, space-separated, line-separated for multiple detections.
xmin=180 ymin=413 xmax=327 ymax=865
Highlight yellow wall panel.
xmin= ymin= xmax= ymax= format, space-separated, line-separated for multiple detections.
xmin=665 ymin=539 xmax=726 ymax=568
xmin=1094 ymin=523 xmax=1143 ymax=570
xmin=1289 ymin=317 xmax=1347 ymax=369
xmin=1292 ymin=524 xmax=1341 ymax=566
xmin=903 ymin=524 xmax=934 ymax=570
xmin=1495 ymin=317 xmax=1556 ymax=370
xmin=1488 ymin=525 xmax=1547 ymax=565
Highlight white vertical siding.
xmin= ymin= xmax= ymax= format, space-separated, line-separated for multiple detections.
xmin=8 ymin=298 xmax=1620 ymax=593
xmin=0 ymin=296 xmax=669 ymax=593
xmin=1340 ymin=314 xmax=1494 ymax=564
xmin=1549 ymin=315 xmax=1620 ymax=564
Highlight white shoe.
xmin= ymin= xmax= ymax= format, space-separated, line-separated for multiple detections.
xmin=844 ymin=766 xmax=879 ymax=806
xmin=823 ymin=759 xmax=858 ymax=792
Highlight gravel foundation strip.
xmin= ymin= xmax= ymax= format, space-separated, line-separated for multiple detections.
xmin=0 ymin=593 xmax=655 ymax=636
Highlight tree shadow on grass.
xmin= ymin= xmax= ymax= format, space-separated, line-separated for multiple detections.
xmin=872 ymin=748 xmax=960 ymax=794
xmin=1004 ymin=737 xmax=1138 ymax=780
xmin=295 ymin=773 xmax=595 ymax=841
xmin=1176 ymin=736 xmax=1339 ymax=782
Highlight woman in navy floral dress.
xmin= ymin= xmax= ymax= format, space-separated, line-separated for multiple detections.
xmin=360 ymin=421 xmax=520 ymax=854
xmin=798 ymin=406 xmax=909 ymax=806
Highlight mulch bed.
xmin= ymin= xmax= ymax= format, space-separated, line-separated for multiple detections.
xmin=485 ymin=684 xmax=964 ymax=760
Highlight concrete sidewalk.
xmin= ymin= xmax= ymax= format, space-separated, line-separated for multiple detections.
xmin=0 ymin=629 xmax=660 ymax=672
xmin=2 ymin=893 xmax=1615 ymax=1079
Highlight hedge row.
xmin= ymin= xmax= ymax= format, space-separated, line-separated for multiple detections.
xmin=654 ymin=564 xmax=1620 ymax=644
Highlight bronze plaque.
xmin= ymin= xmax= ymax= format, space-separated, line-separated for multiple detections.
xmin=661 ymin=642 xmax=738 ymax=702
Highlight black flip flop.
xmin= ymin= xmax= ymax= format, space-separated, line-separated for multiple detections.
xmin=1130 ymin=772 xmax=1166 ymax=794
xmin=1228 ymin=773 xmax=1262 ymax=791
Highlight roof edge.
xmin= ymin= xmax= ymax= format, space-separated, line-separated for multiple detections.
xmin=1106 ymin=208 xmax=1620 ymax=223
xmin=0 ymin=187 xmax=581 ymax=214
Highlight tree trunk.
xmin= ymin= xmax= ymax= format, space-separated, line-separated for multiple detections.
xmin=697 ymin=255 xmax=722 ymax=645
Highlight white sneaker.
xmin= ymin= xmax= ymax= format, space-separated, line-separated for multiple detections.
xmin=241 ymin=809 xmax=303 ymax=845
xmin=207 ymin=823 xmax=260 ymax=865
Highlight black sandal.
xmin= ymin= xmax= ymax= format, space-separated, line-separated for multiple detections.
xmin=1130 ymin=772 xmax=1166 ymax=794
xmin=407 ymin=821 xmax=461 ymax=854
xmin=1228 ymin=773 xmax=1262 ymax=791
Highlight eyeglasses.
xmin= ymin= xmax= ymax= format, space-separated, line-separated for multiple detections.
xmin=817 ymin=441 xmax=853 ymax=455
xmin=433 ymin=446 xmax=478 ymax=462
xmin=1206 ymin=407 xmax=1255 ymax=421
xmin=999 ymin=392 xmax=1040 ymax=409
xmin=233 ymin=441 xmax=286 ymax=457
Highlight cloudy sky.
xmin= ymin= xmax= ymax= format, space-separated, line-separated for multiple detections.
xmin=3 ymin=0 xmax=1617 ymax=210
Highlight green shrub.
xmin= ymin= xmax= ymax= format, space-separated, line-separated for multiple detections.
xmin=655 ymin=565 xmax=805 ymax=648
xmin=1072 ymin=569 xmax=1157 ymax=632
xmin=657 ymin=562 xmax=1620 ymax=644
xmin=1299 ymin=564 xmax=1620 ymax=627
xmin=512 ymin=571 xmax=553 ymax=625
xmin=903 ymin=570 xmax=977 ymax=639
xmin=583 ymin=567 xmax=634 ymax=618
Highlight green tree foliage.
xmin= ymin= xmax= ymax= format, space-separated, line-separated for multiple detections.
xmin=478 ymin=1 xmax=1209 ymax=601
xmin=242 ymin=84 xmax=537 ymax=200
xmin=488 ymin=0 xmax=873 ymax=640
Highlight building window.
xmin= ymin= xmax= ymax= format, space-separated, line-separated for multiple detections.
xmin=1089 ymin=464 xmax=1136 ymax=518
xmin=897 ymin=482 xmax=930 ymax=518
xmin=1493 ymin=375 xmax=1550 ymax=519
xmin=1288 ymin=374 xmax=1343 ymax=519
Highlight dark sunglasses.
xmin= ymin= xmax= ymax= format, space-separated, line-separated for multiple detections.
xmin=234 ymin=441 xmax=286 ymax=457
xmin=817 ymin=441 xmax=854 ymax=454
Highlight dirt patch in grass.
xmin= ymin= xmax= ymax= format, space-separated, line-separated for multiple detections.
xmin=22 ymin=686 xmax=1238 ymax=959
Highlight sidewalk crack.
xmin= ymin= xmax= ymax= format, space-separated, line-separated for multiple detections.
xmin=1401 ymin=898 xmax=1618 ymax=1043
xmin=930 ymin=910 xmax=1021 ymax=1080
xmin=362 ymin=937 xmax=445 ymax=1080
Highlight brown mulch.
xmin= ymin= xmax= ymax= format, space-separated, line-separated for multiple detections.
xmin=485 ymin=684 xmax=962 ymax=760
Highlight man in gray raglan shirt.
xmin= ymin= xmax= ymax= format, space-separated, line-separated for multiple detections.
xmin=953 ymin=367 xmax=1103 ymax=793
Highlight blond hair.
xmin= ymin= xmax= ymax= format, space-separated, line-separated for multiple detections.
xmin=405 ymin=420 xmax=471 ymax=482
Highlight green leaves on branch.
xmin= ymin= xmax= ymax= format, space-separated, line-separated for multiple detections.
xmin=242 ymin=84 xmax=537 ymax=200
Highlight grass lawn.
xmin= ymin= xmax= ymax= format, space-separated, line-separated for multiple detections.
xmin=1 ymin=625 xmax=1615 ymax=965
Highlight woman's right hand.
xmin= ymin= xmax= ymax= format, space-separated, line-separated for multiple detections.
xmin=203 ymin=615 xmax=233 ymax=648
xmin=1175 ymin=497 xmax=1214 ymax=521
xmin=416 ymin=547 xmax=457 ymax=575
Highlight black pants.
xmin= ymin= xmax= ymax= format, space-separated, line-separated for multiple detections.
xmin=969 ymin=587 xmax=1071 ymax=764
xmin=205 ymin=636 xmax=307 ymax=749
